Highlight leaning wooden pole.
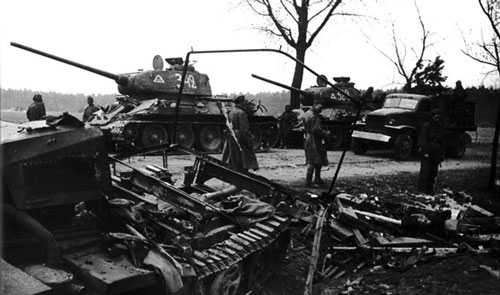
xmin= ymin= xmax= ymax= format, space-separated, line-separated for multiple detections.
xmin=304 ymin=205 xmax=328 ymax=295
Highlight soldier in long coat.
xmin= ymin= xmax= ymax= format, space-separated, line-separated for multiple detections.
xmin=222 ymin=95 xmax=259 ymax=171
xmin=26 ymin=94 xmax=46 ymax=121
xmin=418 ymin=108 xmax=445 ymax=195
xmin=303 ymin=101 xmax=330 ymax=187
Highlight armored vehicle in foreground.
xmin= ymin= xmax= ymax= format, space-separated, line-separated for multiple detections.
xmin=11 ymin=42 xmax=279 ymax=152
xmin=351 ymin=93 xmax=477 ymax=160
xmin=1 ymin=114 xmax=320 ymax=295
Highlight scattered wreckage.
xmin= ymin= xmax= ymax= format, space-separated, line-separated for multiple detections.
xmin=1 ymin=114 xmax=322 ymax=295
xmin=300 ymin=188 xmax=500 ymax=294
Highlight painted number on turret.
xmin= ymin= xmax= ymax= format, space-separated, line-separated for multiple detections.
xmin=331 ymin=90 xmax=350 ymax=101
xmin=175 ymin=73 xmax=197 ymax=89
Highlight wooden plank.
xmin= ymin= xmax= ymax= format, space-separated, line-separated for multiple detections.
xmin=352 ymin=228 xmax=370 ymax=246
xmin=329 ymin=219 xmax=354 ymax=241
xmin=374 ymin=236 xmax=434 ymax=247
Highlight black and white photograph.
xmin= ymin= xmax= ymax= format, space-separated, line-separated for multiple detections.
xmin=1 ymin=1 xmax=500 ymax=294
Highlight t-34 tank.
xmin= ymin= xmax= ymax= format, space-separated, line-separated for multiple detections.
xmin=253 ymin=74 xmax=373 ymax=149
xmin=11 ymin=42 xmax=280 ymax=152
xmin=299 ymin=76 xmax=373 ymax=148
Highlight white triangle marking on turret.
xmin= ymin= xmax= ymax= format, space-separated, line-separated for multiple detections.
xmin=153 ymin=75 xmax=165 ymax=83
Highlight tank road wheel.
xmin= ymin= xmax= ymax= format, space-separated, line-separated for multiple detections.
xmin=176 ymin=124 xmax=195 ymax=149
xmin=393 ymin=133 xmax=413 ymax=161
xmin=209 ymin=263 xmax=242 ymax=295
xmin=326 ymin=128 xmax=344 ymax=149
xmin=122 ymin=123 xmax=139 ymax=143
xmin=249 ymin=126 xmax=262 ymax=151
xmin=261 ymin=124 xmax=280 ymax=150
xmin=140 ymin=124 xmax=168 ymax=148
xmin=198 ymin=125 xmax=223 ymax=152
xmin=351 ymin=137 xmax=368 ymax=155
xmin=448 ymin=133 xmax=467 ymax=159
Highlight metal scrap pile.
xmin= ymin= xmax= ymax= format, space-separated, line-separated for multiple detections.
xmin=300 ymin=189 xmax=500 ymax=294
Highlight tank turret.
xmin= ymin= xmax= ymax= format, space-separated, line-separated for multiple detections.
xmin=11 ymin=42 xmax=212 ymax=99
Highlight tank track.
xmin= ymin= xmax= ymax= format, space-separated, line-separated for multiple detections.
xmin=189 ymin=215 xmax=289 ymax=278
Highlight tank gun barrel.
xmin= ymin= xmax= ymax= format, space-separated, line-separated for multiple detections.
xmin=10 ymin=42 xmax=127 ymax=85
xmin=251 ymin=74 xmax=308 ymax=95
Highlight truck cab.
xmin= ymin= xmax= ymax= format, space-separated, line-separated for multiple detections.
xmin=351 ymin=93 xmax=476 ymax=160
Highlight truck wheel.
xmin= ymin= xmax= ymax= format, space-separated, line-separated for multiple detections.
xmin=449 ymin=134 xmax=467 ymax=158
xmin=393 ymin=133 xmax=413 ymax=161
xmin=351 ymin=137 xmax=368 ymax=155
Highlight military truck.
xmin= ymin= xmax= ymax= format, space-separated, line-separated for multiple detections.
xmin=351 ymin=93 xmax=477 ymax=160
xmin=11 ymin=42 xmax=279 ymax=153
xmin=2 ymin=114 xmax=322 ymax=295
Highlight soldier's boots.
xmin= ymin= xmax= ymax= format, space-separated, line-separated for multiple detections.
xmin=305 ymin=172 xmax=316 ymax=188
xmin=314 ymin=178 xmax=325 ymax=186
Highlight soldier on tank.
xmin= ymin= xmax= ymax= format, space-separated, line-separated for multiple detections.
xmin=222 ymin=95 xmax=259 ymax=171
xmin=303 ymin=100 xmax=330 ymax=188
xmin=26 ymin=94 xmax=46 ymax=121
xmin=82 ymin=96 xmax=100 ymax=122
xmin=418 ymin=108 xmax=445 ymax=195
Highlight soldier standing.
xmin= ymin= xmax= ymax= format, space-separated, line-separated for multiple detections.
xmin=278 ymin=105 xmax=296 ymax=149
xmin=453 ymin=80 xmax=468 ymax=126
xmin=82 ymin=96 xmax=100 ymax=122
xmin=303 ymin=101 xmax=330 ymax=188
xmin=26 ymin=94 xmax=46 ymax=121
xmin=222 ymin=95 xmax=259 ymax=171
xmin=418 ymin=108 xmax=445 ymax=195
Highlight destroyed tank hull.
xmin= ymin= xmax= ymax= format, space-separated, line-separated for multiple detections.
xmin=1 ymin=115 xmax=294 ymax=295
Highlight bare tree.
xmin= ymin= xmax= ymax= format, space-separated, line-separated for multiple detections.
xmin=462 ymin=0 xmax=500 ymax=190
xmin=376 ymin=1 xmax=434 ymax=92
xmin=244 ymin=0 xmax=346 ymax=109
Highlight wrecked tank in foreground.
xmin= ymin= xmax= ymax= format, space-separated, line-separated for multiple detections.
xmin=1 ymin=114 xmax=320 ymax=295
xmin=10 ymin=42 xmax=280 ymax=152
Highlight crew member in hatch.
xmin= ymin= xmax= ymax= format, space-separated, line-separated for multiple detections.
xmin=26 ymin=94 xmax=46 ymax=121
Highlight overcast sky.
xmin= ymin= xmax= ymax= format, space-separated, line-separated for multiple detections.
xmin=0 ymin=0 xmax=495 ymax=97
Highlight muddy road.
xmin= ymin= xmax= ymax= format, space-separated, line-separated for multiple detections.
xmin=133 ymin=144 xmax=492 ymax=190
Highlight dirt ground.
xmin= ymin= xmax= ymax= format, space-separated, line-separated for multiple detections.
xmin=131 ymin=142 xmax=500 ymax=295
